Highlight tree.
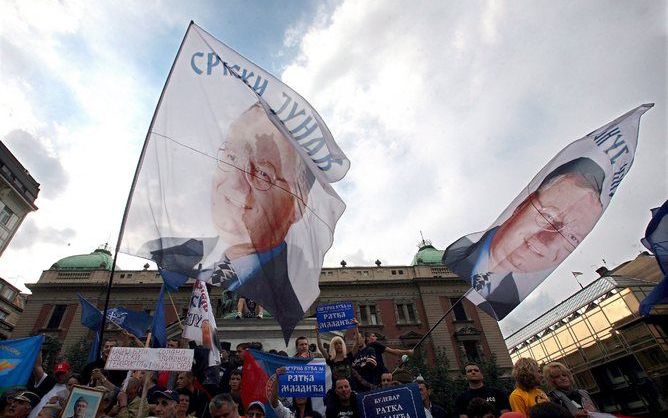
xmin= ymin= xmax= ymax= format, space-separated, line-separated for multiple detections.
xmin=41 ymin=335 xmax=63 ymax=373
xmin=66 ymin=337 xmax=91 ymax=374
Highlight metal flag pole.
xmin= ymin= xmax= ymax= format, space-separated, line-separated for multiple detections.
xmin=96 ymin=22 xmax=196 ymax=359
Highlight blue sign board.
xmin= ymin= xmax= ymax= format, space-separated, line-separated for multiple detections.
xmin=278 ymin=362 xmax=326 ymax=397
xmin=358 ymin=383 xmax=427 ymax=418
xmin=316 ymin=302 xmax=356 ymax=332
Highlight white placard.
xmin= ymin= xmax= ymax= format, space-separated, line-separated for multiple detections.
xmin=104 ymin=347 xmax=194 ymax=371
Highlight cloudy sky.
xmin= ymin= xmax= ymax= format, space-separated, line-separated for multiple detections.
xmin=1 ymin=0 xmax=665 ymax=337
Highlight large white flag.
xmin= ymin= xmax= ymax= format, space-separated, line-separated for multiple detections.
xmin=184 ymin=280 xmax=220 ymax=366
xmin=443 ymin=104 xmax=653 ymax=320
xmin=121 ymin=22 xmax=348 ymax=341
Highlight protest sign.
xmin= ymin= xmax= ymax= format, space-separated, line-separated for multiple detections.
xmin=316 ymin=302 xmax=356 ymax=332
xmin=105 ymin=347 xmax=193 ymax=371
xmin=358 ymin=383 xmax=427 ymax=418
xmin=278 ymin=361 xmax=326 ymax=397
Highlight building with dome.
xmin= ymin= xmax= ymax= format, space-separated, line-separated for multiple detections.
xmin=13 ymin=241 xmax=513 ymax=375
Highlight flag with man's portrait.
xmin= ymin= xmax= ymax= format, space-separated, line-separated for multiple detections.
xmin=442 ymin=104 xmax=653 ymax=321
xmin=120 ymin=22 xmax=348 ymax=342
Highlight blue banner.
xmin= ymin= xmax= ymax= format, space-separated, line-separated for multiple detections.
xmin=0 ymin=335 xmax=44 ymax=392
xmin=358 ymin=383 xmax=426 ymax=418
xmin=316 ymin=302 xmax=355 ymax=332
xmin=640 ymin=200 xmax=668 ymax=316
xmin=278 ymin=362 xmax=326 ymax=397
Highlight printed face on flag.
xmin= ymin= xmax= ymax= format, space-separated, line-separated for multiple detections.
xmin=211 ymin=104 xmax=308 ymax=254
xmin=121 ymin=23 xmax=348 ymax=342
xmin=443 ymin=104 xmax=652 ymax=320
xmin=490 ymin=158 xmax=604 ymax=274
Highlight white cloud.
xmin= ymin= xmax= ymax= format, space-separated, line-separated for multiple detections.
xmin=281 ymin=0 xmax=667 ymax=335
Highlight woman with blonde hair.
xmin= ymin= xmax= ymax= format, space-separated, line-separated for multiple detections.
xmin=315 ymin=323 xmax=373 ymax=391
xmin=543 ymin=362 xmax=596 ymax=417
xmin=509 ymin=358 xmax=549 ymax=416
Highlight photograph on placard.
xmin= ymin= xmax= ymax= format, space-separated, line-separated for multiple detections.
xmin=62 ymin=386 xmax=105 ymax=418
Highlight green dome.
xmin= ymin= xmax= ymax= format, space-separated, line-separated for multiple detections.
xmin=52 ymin=248 xmax=113 ymax=270
xmin=412 ymin=244 xmax=445 ymax=266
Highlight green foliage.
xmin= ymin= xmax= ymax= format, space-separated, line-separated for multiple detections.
xmin=66 ymin=337 xmax=91 ymax=374
xmin=41 ymin=335 xmax=63 ymax=373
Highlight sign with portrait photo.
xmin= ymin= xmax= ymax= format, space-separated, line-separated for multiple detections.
xmin=442 ymin=104 xmax=653 ymax=320
xmin=62 ymin=386 xmax=105 ymax=418
xmin=120 ymin=22 xmax=349 ymax=343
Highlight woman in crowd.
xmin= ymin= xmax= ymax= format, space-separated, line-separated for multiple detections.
xmin=509 ymin=358 xmax=549 ymax=416
xmin=543 ymin=362 xmax=597 ymax=417
xmin=176 ymin=389 xmax=195 ymax=418
xmin=315 ymin=325 xmax=373 ymax=392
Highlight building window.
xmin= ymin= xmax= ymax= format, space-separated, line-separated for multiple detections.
xmin=1 ymin=287 xmax=16 ymax=301
xmin=396 ymin=303 xmax=418 ymax=324
xmin=359 ymin=304 xmax=380 ymax=325
xmin=463 ymin=341 xmax=480 ymax=362
xmin=0 ymin=206 xmax=17 ymax=229
xmin=46 ymin=305 xmax=68 ymax=329
xmin=451 ymin=298 xmax=468 ymax=321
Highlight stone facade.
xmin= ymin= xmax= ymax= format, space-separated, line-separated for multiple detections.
xmin=0 ymin=277 xmax=25 ymax=339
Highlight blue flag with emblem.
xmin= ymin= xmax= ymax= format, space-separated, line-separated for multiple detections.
xmin=0 ymin=335 xmax=44 ymax=393
xmin=640 ymin=200 xmax=668 ymax=316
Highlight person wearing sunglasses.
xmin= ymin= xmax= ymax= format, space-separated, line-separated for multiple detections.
xmin=444 ymin=157 xmax=604 ymax=319
xmin=143 ymin=102 xmax=314 ymax=334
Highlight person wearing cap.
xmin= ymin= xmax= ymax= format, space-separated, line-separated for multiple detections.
xmin=116 ymin=378 xmax=148 ymax=418
xmin=208 ymin=394 xmax=239 ymax=418
xmin=153 ymin=390 xmax=179 ymax=418
xmin=246 ymin=402 xmax=265 ymax=418
xmin=443 ymin=157 xmax=605 ymax=319
xmin=27 ymin=362 xmax=71 ymax=418
xmin=5 ymin=392 xmax=40 ymax=418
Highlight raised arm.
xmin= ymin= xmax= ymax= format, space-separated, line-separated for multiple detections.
xmin=384 ymin=347 xmax=413 ymax=357
xmin=315 ymin=326 xmax=328 ymax=359
xmin=351 ymin=320 xmax=361 ymax=356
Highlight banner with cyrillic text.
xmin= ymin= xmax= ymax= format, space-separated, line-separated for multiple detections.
xmin=358 ymin=383 xmax=426 ymax=418
xmin=316 ymin=302 xmax=355 ymax=332
xmin=120 ymin=21 xmax=348 ymax=344
xmin=278 ymin=362 xmax=326 ymax=397
xmin=105 ymin=347 xmax=194 ymax=371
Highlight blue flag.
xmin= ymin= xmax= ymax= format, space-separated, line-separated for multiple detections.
xmin=77 ymin=294 xmax=153 ymax=339
xmin=151 ymin=285 xmax=167 ymax=348
xmin=159 ymin=268 xmax=190 ymax=292
xmin=0 ymin=335 xmax=44 ymax=392
xmin=640 ymin=200 xmax=668 ymax=316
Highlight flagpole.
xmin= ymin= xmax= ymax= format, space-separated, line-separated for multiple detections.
xmin=136 ymin=332 xmax=152 ymax=418
xmin=167 ymin=290 xmax=184 ymax=329
xmin=411 ymin=288 xmax=473 ymax=352
xmin=97 ymin=22 xmax=196 ymax=358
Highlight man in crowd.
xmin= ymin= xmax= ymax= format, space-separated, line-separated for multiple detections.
xmin=116 ymin=378 xmax=149 ymax=418
xmin=4 ymin=392 xmax=40 ymax=418
xmin=455 ymin=362 xmax=510 ymax=418
xmin=27 ymin=354 xmax=55 ymax=399
xmin=208 ymin=394 xmax=239 ymax=418
xmin=153 ymin=390 xmax=179 ymax=418
xmin=363 ymin=332 xmax=412 ymax=383
xmin=82 ymin=338 xmax=127 ymax=387
xmin=28 ymin=362 xmax=70 ymax=418
xmin=325 ymin=378 xmax=358 ymax=418
xmin=294 ymin=337 xmax=313 ymax=358
xmin=417 ymin=382 xmax=446 ymax=418
xmin=380 ymin=373 xmax=394 ymax=388
xmin=175 ymin=372 xmax=208 ymax=418
xmin=217 ymin=342 xmax=234 ymax=394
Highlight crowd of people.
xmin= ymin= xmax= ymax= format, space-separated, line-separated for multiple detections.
xmin=0 ymin=324 xmax=602 ymax=418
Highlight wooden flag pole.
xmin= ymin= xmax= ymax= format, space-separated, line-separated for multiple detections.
xmin=136 ymin=332 xmax=152 ymax=418
xmin=167 ymin=291 xmax=184 ymax=329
